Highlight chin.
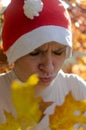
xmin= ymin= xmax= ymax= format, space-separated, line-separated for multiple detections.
xmin=38 ymin=81 xmax=52 ymax=89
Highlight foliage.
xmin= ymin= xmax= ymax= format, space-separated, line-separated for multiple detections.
xmin=49 ymin=92 xmax=86 ymax=130
xmin=62 ymin=0 xmax=86 ymax=80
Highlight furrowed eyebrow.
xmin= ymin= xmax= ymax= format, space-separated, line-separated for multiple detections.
xmin=54 ymin=46 xmax=67 ymax=52
xmin=33 ymin=48 xmax=48 ymax=52
xmin=32 ymin=46 xmax=67 ymax=52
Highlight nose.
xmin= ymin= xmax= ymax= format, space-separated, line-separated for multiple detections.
xmin=39 ymin=55 xmax=54 ymax=73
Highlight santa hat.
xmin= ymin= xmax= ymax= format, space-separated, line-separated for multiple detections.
xmin=2 ymin=0 xmax=72 ymax=65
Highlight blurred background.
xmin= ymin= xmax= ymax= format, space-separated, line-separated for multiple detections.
xmin=0 ymin=0 xmax=86 ymax=81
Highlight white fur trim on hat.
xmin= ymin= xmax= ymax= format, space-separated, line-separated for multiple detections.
xmin=6 ymin=26 xmax=72 ymax=65
xmin=23 ymin=0 xmax=43 ymax=19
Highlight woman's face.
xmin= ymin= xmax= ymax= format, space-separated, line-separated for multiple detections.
xmin=14 ymin=42 xmax=67 ymax=88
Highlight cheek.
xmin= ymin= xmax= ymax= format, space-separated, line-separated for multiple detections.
xmin=22 ymin=60 xmax=38 ymax=73
xmin=55 ymin=56 xmax=66 ymax=70
xmin=14 ymin=57 xmax=40 ymax=82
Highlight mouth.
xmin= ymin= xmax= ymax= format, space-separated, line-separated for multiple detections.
xmin=39 ymin=76 xmax=54 ymax=83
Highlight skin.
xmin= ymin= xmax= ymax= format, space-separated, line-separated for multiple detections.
xmin=14 ymin=41 xmax=67 ymax=89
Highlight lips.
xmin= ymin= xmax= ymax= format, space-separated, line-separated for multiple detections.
xmin=39 ymin=76 xmax=54 ymax=83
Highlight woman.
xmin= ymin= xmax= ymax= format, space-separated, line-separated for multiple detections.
xmin=0 ymin=0 xmax=86 ymax=129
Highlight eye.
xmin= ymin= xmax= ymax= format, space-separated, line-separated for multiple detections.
xmin=53 ymin=48 xmax=66 ymax=56
xmin=53 ymin=51 xmax=64 ymax=56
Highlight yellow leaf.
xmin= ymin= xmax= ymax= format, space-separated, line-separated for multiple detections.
xmin=11 ymin=74 xmax=41 ymax=129
xmin=49 ymin=92 xmax=86 ymax=130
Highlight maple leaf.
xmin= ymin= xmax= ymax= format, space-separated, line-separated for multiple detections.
xmin=11 ymin=74 xmax=42 ymax=129
xmin=49 ymin=92 xmax=86 ymax=130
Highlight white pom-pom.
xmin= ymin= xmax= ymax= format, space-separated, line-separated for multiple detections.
xmin=23 ymin=0 xmax=43 ymax=20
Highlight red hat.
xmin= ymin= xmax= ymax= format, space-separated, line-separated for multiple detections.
xmin=2 ymin=0 xmax=72 ymax=64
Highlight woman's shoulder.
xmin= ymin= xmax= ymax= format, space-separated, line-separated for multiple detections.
xmin=0 ymin=71 xmax=10 ymax=82
xmin=58 ymin=69 xmax=86 ymax=86
xmin=0 ymin=70 xmax=17 ymax=86
xmin=58 ymin=70 xmax=86 ymax=99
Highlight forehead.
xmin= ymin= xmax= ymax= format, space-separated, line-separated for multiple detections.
xmin=35 ymin=41 xmax=66 ymax=50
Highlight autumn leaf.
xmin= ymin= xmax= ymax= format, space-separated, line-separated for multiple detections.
xmin=11 ymin=74 xmax=42 ymax=129
xmin=49 ymin=92 xmax=86 ymax=130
